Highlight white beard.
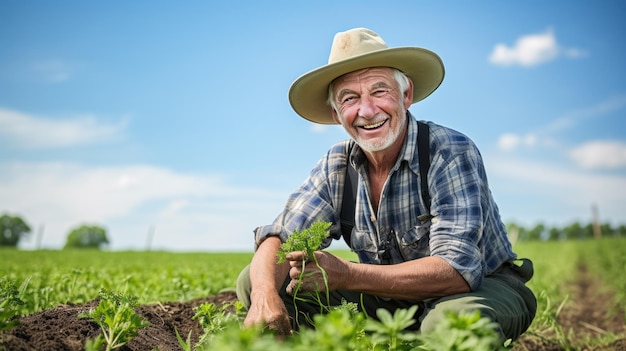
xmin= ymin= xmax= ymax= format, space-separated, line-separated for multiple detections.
xmin=345 ymin=111 xmax=407 ymax=153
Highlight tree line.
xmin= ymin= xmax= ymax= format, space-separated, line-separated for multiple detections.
xmin=2 ymin=212 xmax=624 ymax=249
xmin=1 ymin=213 xmax=109 ymax=249
xmin=506 ymin=221 xmax=626 ymax=241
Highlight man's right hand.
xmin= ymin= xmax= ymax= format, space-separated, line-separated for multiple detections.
xmin=244 ymin=289 xmax=292 ymax=336
xmin=245 ymin=236 xmax=293 ymax=336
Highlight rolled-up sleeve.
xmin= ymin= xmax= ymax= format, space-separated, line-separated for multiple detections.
xmin=253 ymin=142 xmax=348 ymax=250
xmin=428 ymin=148 xmax=488 ymax=290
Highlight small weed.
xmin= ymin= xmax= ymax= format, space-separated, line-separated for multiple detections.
xmin=0 ymin=277 xmax=25 ymax=331
xmin=80 ymin=289 xmax=150 ymax=351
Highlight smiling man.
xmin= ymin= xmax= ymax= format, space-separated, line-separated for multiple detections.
xmin=236 ymin=28 xmax=537 ymax=343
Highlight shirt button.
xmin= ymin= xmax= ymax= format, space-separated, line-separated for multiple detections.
xmin=370 ymin=215 xmax=376 ymax=222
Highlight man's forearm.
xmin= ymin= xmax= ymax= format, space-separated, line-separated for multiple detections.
xmin=342 ymin=256 xmax=470 ymax=301
xmin=249 ymin=236 xmax=290 ymax=297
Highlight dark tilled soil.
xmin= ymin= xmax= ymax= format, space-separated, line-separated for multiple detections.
xmin=2 ymin=265 xmax=625 ymax=351
xmin=0 ymin=291 xmax=238 ymax=351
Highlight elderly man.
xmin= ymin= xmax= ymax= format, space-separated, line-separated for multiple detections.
xmin=236 ymin=27 xmax=536 ymax=341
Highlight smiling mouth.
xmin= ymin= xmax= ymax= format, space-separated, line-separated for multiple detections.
xmin=359 ymin=119 xmax=387 ymax=130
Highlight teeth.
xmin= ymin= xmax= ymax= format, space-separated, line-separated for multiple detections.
xmin=362 ymin=120 xmax=386 ymax=129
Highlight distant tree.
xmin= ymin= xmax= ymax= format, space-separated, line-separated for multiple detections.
xmin=64 ymin=224 xmax=109 ymax=249
xmin=527 ymin=223 xmax=546 ymax=241
xmin=562 ymin=222 xmax=583 ymax=240
xmin=0 ymin=214 xmax=31 ymax=247
xmin=600 ymin=223 xmax=614 ymax=237
xmin=547 ymin=226 xmax=561 ymax=241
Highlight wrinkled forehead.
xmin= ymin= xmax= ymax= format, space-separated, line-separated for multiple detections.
xmin=330 ymin=67 xmax=397 ymax=91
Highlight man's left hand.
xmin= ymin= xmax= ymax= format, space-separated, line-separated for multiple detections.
xmin=285 ymin=251 xmax=348 ymax=295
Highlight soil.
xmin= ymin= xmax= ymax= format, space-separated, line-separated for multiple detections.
xmin=0 ymin=291 xmax=239 ymax=351
xmin=1 ymin=265 xmax=625 ymax=351
xmin=512 ymin=264 xmax=626 ymax=351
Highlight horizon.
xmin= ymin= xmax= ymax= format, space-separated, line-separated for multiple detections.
xmin=1 ymin=1 xmax=625 ymax=252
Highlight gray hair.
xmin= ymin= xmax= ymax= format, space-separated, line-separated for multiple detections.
xmin=327 ymin=68 xmax=411 ymax=113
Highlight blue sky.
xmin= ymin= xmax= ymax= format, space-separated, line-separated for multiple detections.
xmin=1 ymin=1 xmax=625 ymax=251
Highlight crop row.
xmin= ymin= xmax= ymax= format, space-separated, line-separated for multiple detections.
xmin=2 ymin=237 xmax=625 ymax=350
xmin=1 ymin=250 xmax=252 ymax=316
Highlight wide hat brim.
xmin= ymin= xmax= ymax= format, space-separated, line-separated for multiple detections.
xmin=288 ymin=46 xmax=445 ymax=124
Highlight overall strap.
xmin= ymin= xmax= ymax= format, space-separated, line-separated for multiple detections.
xmin=340 ymin=142 xmax=358 ymax=247
xmin=340 ymin=121 xmax=432 ymax=247
xmin=417 ymin=121 xmax=431 ymax=213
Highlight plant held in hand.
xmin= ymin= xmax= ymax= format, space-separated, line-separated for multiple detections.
xmin=276 ymin=221 xmax=331 ymax=263
xmin=276 ymin=221 xmax=333 ymax=326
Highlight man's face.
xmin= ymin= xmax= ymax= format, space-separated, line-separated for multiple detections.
xmin=331 ymin=67 xmax=412 ymax=153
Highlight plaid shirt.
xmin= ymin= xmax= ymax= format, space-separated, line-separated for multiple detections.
xmin=254 ymin=114 xmax=516 ymax=291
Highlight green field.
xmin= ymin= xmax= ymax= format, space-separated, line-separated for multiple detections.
xmin=1 ymin=238 xmax=625 ymax=350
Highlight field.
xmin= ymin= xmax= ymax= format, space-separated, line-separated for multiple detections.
xmin=1 ymin=238 xmax=625 ymax=350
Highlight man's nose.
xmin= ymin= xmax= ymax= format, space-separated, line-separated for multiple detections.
xmin=357 ymin=95 xmax=377 ymax=118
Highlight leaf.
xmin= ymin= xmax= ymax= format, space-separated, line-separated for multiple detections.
xmin=277 ymin=221 xmax=331 ymax=263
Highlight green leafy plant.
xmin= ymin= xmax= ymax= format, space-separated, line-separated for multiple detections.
xmin=192 ymin=301 xmax=245 ymax=348
xmin=80 ymin=289 xmax=150 ymax=351
xmin=174 ymin=328 xmax=193 ymax=351
xmin=0 ymin=277 xmax=25 ymax=331
xmin=416 ymin=310 xmax=503 ymax=351
xmin=276 ymin=220 xmax=333 ymax=327
xmin=276 ymin=221 xmax=331 ymax=263
xmin=293 ymin=305 xmax=367 ymax=351
xmin=364 ymin=305 xmax=420 ymax=351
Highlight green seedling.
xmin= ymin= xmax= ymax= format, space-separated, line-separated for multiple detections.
xmin=174 ymin=328 xmax=193 ymax=351
xmin=364 ymin=305 xmax=420 ymax=351
xmin=0 ymin=277 xmax=25 ymax=331
xmin=416 ymin=310 xmax=503 ymax=351
xmin=192 ymin=301 xmax=243 ymax=348
xmin=80 ymin=289 xmax=150 ymax=351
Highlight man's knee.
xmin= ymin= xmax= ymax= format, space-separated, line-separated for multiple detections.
xmin=420 ymin=275 xmax=535 ymax=341
xmin=236 ymin=264 xmax=252 ymax=308
xmin=420 ymin=295 xmax=497 ymax=332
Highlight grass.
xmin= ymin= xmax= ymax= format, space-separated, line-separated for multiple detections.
xmin=512 ymin=237 xmax=626 ymax=349
xmin=1 ymin=249 xmax=252 ymax=315
xmin=2 ymin=237 xmax=625 ymax=350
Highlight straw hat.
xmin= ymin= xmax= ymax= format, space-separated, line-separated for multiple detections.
xmin=288 ymin=28 xmax=445 ymax=124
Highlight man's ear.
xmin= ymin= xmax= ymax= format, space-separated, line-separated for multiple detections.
xmin=331 ymin=108 xmax=341 ymax=124
xmin=404 ymin=79 xmax=414 ymax=109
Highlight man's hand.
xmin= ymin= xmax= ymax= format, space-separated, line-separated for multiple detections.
xmin=285 ymin=251 xmax=349 ymax=295
xmin=244 ymin=289 xmax=292 ymax=336
xmin=244 ymin=236 xmax=292 ymax=336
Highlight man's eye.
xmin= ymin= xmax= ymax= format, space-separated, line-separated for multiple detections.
xmin=373 ymin=89 xmax=388 ymax=96
xmin=342 ymin=96 xmax=357 ymax=104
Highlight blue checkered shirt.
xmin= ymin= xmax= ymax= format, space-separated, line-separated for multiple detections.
xmin=254 ymin=114 xmax=516 ymax=291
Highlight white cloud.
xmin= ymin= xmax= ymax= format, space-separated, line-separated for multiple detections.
xmin=497 ymin=133 xmax=521 ymax=151
xmin=489 ymin=29 xmax=584 ymax=67
xmin=310 ymin=124 xmax=328 ymax=133
xmin=0 ymin=162 xmax=286 ymax=251
xmin=569 ymin=141 xmax=626 ymax=170
xmin=498 ymin=95 xmax=626 ymax=154
xmin=497 ymin=133 xmax=538 ymax=151
xmin=0 ymin=108 xmax=127 ymax=148
xmin=486 ymin=155 xmax=626 ymax=225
